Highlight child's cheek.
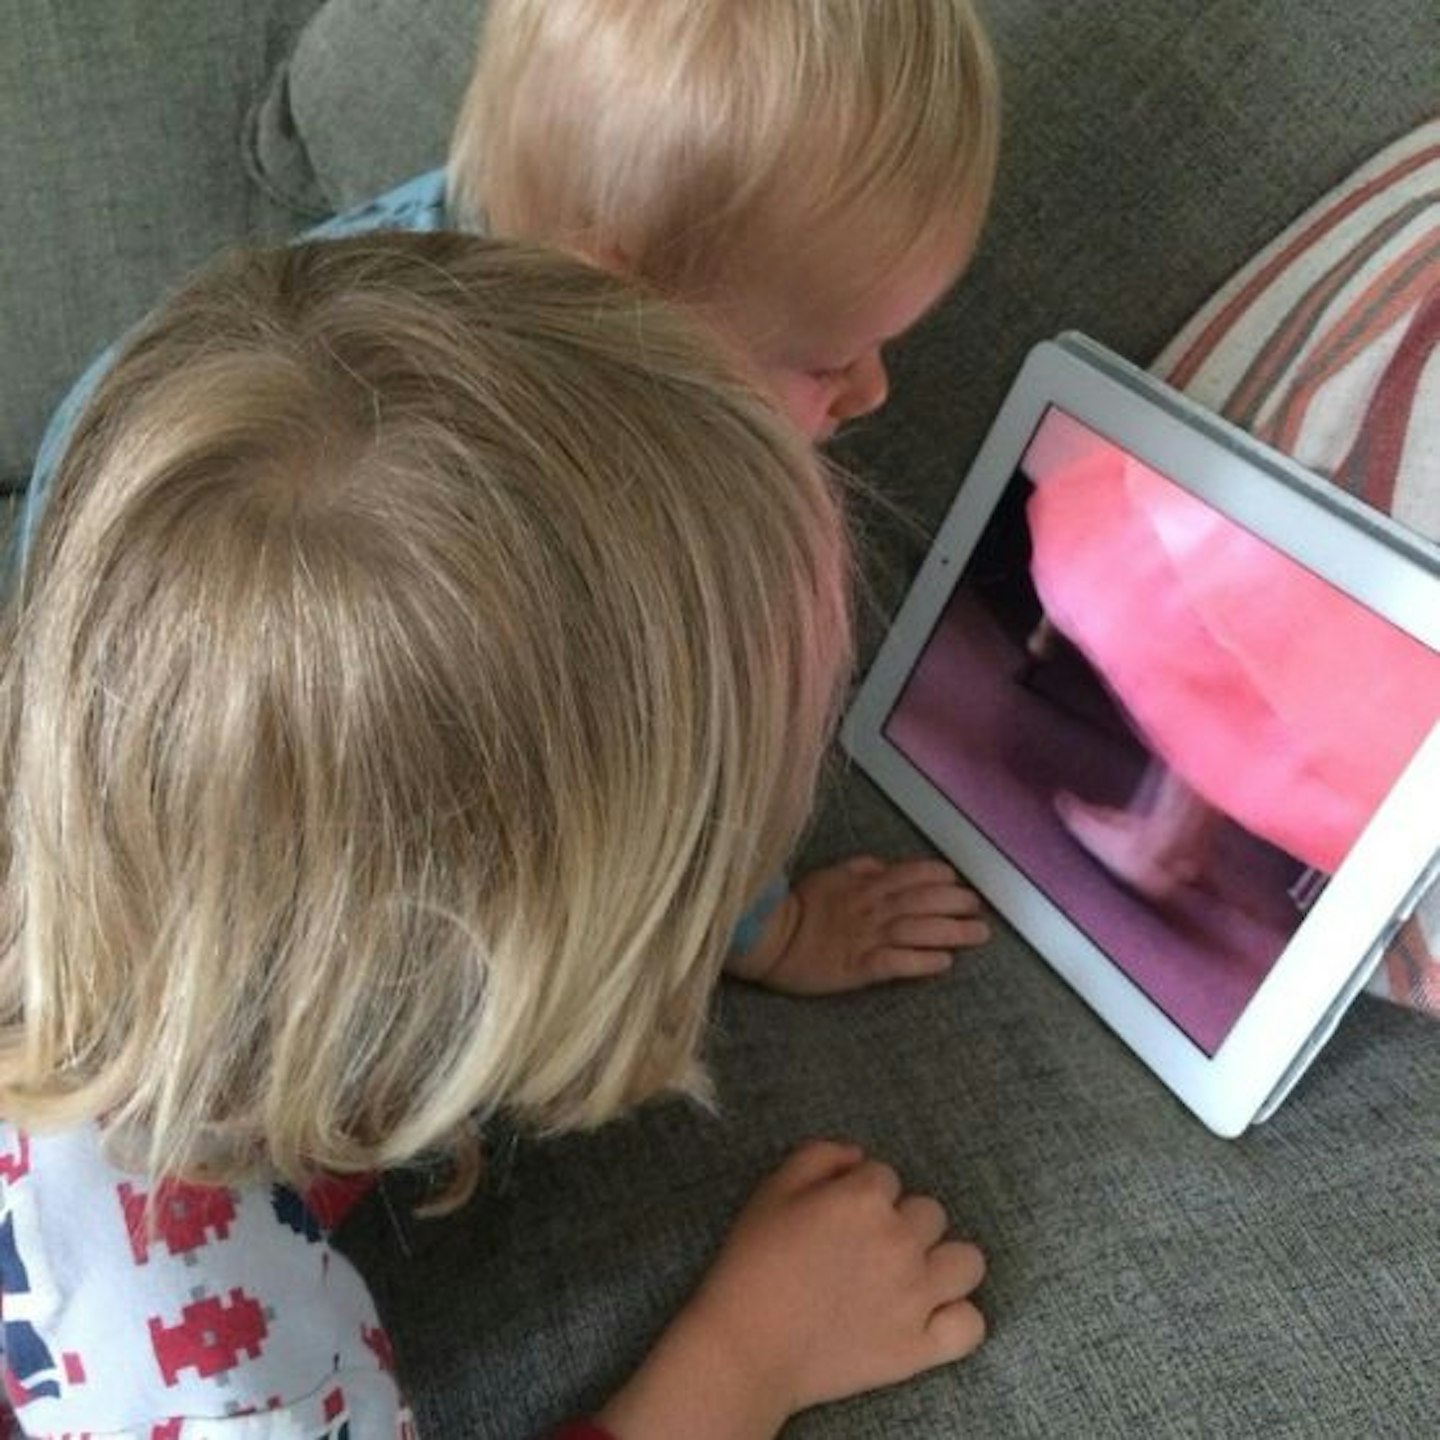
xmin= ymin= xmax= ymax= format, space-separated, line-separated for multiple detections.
xmin=767 ymin=371 xmax=836 ymax=444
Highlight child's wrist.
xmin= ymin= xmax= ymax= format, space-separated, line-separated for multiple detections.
xmin=723 ymin=892 xmax=801 ymax=985
xmin=685 ymin=1282 xmax=799 ymax=1425
xmin=598 ymin=1293 xmax=793 ymax=1440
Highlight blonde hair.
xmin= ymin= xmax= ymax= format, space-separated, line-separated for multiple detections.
xmin=450 ymin=0 xmax=999 ymax=303
xmin=0 ymin=233 xmax=852 ymax=1201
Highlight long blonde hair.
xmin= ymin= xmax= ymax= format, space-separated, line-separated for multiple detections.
xmin=0 ymin=233 xmax=852 ymax=1200
xmin=450 ymin=0 xmax=1000 ymax=303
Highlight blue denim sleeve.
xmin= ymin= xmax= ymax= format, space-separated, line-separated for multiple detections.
xmin=16 ymin=342 xmax=119 ymax=574
xmin=730 ymin=875 xmax=791 ymax=955
xmin=306 ymin=168 xmax=449 ymax=239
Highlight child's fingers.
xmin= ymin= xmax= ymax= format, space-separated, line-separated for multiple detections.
xmin=870 ymin=857 xmax=960 ymax=896
xmin=923 ymin=1298 xmax=988 ymax=1365
xmin=925 ymin=1238 xmax=987 ymax=1303
xmin=885 ymin=915 xmax=990 ymax=950
xmin=861 ymin=945 xmax=956 ymax=981
xmin=842 ymin=1157 xmax=904 ymax=1207
xmin=896 ymin=1193 xmax=949 ymax=1248
xmin=842 ymin=854 xmax=888 ymax=877
xmin=769 ymin=1139 xmax=867 ymax=1195
xmin=885 ymin=881 xmax=986 ymax=918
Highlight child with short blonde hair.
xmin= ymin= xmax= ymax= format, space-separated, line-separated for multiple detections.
xmin=452 ymin=0 xmax=1000 ymax=442
xmin=0 ymin=232 xmax=984 ymax=1436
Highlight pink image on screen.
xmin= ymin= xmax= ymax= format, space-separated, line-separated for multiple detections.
xmin=885 ymin=408 xmax=1440 ymax=1054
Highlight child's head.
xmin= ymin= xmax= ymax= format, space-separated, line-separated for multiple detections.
xmin=451 ymin=0 xmax=1000 ymax=442
xmin=0 ymin=233 xmax=852 ymax=1195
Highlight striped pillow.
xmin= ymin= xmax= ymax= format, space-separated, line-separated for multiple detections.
xmin=1152 ymin=119 xmax=1438 ymax=1017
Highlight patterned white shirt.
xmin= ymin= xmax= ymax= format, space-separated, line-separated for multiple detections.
xmin=0 ymin=1123 xmax=414 ymax=1438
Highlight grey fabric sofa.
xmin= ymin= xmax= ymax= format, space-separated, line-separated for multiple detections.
xmin=3 ymin=2 xmax=1437 ymax=1435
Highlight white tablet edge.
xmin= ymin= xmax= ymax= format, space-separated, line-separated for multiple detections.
xmin=843 ymin=336 xmax=1440 ymax=1136
xmin=1053 ymin=330 xmax=1439 ymax=577
xmin=1251 ymin=845 xmax=1440 ymax=1125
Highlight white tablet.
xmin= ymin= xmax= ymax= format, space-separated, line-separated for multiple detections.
xmin=843 ymin=333 xmax=1440 ymax=1136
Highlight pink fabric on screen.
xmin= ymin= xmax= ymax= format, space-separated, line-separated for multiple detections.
xmin=1149 ymin=118 xmax=1440 ymax=1015
xmin=1025 ymin=426 xmax=1439 ymax=873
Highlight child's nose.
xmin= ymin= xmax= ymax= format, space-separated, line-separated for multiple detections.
xmin=831 ymin=352 xmax=889 ymax=422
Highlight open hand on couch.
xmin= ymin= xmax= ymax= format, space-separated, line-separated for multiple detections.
xmin=727 ymin=856 xmax=990 ymax=995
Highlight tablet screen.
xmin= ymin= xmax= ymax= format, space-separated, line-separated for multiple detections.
xmin=883 ymin=407 xmax=1440 ymax=1055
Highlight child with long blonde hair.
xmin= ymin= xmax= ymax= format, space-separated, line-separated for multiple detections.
xmin=0 ymin=232 xmax=984 ymax=1436
xmin=27 ymin=0 xmax=1001 ymax=996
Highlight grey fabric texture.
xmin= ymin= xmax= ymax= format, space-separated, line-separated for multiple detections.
xmin=0 ymin=0 xmax=326 ymax=489
xmin=247 ymin=0 xmax=486 ymax=213
xmin=5 ymin=0 xmax=1439 ymax=1432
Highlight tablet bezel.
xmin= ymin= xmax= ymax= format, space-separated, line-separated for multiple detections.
xmin=842 ymin=336 xmax=1440 ymax=1136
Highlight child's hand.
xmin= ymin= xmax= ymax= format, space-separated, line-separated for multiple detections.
xmin=695 ymin=1141 xmax=988 ymax=1413
xmin=598 ymin=1141 xmax=986 ymax=1439
xmin=727 ymin=856 xmax=988 ymax=994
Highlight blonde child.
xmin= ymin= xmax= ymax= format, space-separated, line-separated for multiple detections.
xmin=0 ymin=232 xmax=985 ymax=1436
xmin=26 ymin=0 xmax=1000 ymax=997
xmin=452 ymin=0 xmax=999 ymax=444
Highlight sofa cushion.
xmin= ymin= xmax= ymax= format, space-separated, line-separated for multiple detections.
xmin=0 ymin=0 xmax=325 ymax=490
xmin=246 ymin=0 xmax=485 ymax=215
xmin=1154 ymin=119 xmax=1439 ymax=545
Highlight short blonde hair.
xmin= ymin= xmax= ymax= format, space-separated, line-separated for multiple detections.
xmin=451 ymin=0 xmax=999 ymax=302
xmin=0 ymin=233 xmax=852 ymax=1200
